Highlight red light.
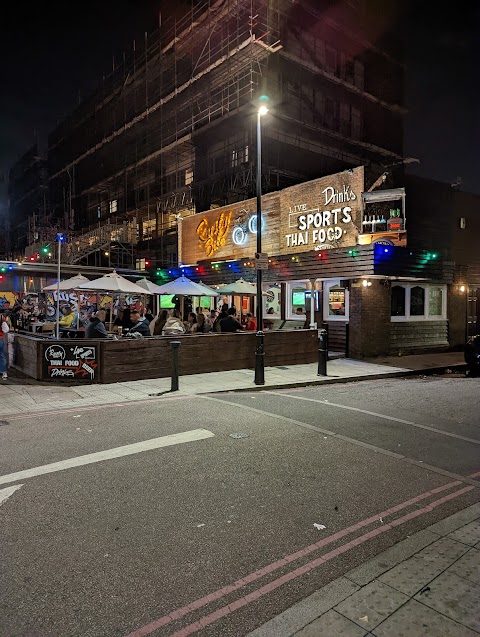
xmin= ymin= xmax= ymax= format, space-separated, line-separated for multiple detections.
xmin=145 ymin=260 xmax=150 ymax=267
xmin=0 ymin=275 xmax=4 ymax=281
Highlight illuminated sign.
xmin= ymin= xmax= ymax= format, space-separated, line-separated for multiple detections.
xmin=196 ymin=211 xmax=232 ymax=257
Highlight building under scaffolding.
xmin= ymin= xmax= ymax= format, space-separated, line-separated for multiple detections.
xmin=45 ymin=0 xmax=404 ymax=268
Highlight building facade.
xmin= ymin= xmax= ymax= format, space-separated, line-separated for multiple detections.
xmin=43 ymin=0 xmax=404 ymax=269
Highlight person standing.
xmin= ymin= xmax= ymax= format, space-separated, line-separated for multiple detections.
xmin=0 ymin=315 xmax=10 ymax=380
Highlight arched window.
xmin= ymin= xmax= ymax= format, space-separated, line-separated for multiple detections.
xmin=410 ymin=286 xmax=425 ymax=316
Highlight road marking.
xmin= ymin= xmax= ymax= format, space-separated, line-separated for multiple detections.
xmin=0 ymin=429 xmax=214 ymax=486
xmin=123 ymin=479 xmax=463 ymax=637
xmin=125 ymin=484 xmax=473 ymax=637
xmin=0 ymin=484 xmax=23 ymax=507
xmin=200 ymin=396 xmax=480 ymax=488
xmin=268 ymin=392 xmax=480 ymax=445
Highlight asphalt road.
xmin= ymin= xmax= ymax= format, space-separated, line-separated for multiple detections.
xmin=1 ymin=375 xmax=479 ymax=637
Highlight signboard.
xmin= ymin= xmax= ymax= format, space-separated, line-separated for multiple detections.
xmin=179 ymin=167 xmax=367 ymax=264
xmin=43 ymin=343 xmax=98 ymax=381
xmin=255 ymin=252 xmax=269 ymax=270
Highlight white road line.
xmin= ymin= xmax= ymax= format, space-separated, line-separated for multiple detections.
xmin=0 ymin=429 xmax=215 ymax=486
xmin=0 ymin=484 xmax=23 ymax=506
xmin=267 ymin=392 xmax=480 ymax=444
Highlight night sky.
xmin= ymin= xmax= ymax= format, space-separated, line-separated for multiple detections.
xmin=1 ymin=0 xmax=478 ymax=192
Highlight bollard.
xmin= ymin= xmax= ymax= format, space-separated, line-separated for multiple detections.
xmin=170 ymin=340 xmax=181 ymax=391
xmin=317 ymin=328 xmax=328 ymax=376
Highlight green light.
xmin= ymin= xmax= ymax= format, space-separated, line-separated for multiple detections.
xmin=41 ymin=245 xmax=49 ymax=254
xmin=431 ymin=253 xmax=437 ymax=259
xmin=0 ymin=267 xmax=6 ymax=273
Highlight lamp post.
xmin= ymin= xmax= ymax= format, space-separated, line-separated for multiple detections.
xmin=254 ymin=104 xmax=269 ymax=385
xmin=55 ymin=233 xmax=65 ymax=339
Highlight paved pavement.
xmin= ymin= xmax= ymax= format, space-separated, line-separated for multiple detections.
xmin=1 ymin=351 xmax=465 ymax=416
xmin=248 ymin=504 xmax=480 ymax=636
xmin=1 ymin=372 xmax=479 ymax=637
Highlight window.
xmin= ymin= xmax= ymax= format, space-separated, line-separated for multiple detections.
xmin=323 ymin=280 xmax=349 ymax=321
xmin=185 ymin=169 xmax=193 ymax=185
xmin=326 ymin=45 xmax=337 ymax=74
xmin=231 ymin=145 xmax=249 ymax=168
xmin=391 ymin=286 xmax=406 ymax=317
xmin=391 ymin=285 xmax=446 ymax=321
xmin=428 ymin=287 xmax=443 ymax=316
xmin=410 ymin=286 xmax=425 ymax=316
xmin=264 ymin=284 xmax=281 ymax=318
xmin=142 ymin=219 xmax=156 ymax=240
xmin=109 ymin=199 xmax=118 ymax=214
xmin=292 ymin=287 xmax=307 ymax=317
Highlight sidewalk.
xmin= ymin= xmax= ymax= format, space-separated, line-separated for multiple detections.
xmin=0 ymin=351 xmax=465 ymax=416
xmin=248 ymin=503 xmax=480 ymax=636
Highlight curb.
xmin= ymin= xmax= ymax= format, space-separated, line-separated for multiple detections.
xmin=209 ymin=363 xmax=467 ymax=395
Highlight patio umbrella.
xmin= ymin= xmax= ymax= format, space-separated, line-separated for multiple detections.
xmin=216 ymin=278 xmax=259 ymax=321
xmin=77 ymin=271 xmax=152 ymax=330
xmin=154 ymin=275 xmax=218 ymax=319
xmin=134 ymin=277 xmax=167 ymax=294
xmin=42 ymin=273 xmax=89 ymax=291
xmin=76 ymin=270 xmax=150 ymax=295
xmin=153 ymin=275 xmax=219 ymax=297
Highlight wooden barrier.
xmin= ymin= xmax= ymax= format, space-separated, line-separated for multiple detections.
xmin=13 ymin=330 xmax=319 ymax=383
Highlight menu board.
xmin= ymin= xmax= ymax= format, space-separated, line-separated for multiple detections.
xmin=43 ymin=343 xmax=98 ymax=381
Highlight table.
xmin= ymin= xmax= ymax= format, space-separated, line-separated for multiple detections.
xmin=28 ymin=322 xmax=46 ymax=333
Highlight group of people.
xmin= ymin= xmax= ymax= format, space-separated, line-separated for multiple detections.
xmin=83 ymin=303 xmax=258 ymax=339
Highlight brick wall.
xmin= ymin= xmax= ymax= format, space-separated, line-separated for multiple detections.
xmin=349 ymin=280 xmax=391 ymax=358
xmin=447 ymin=284 xmax=467 ymax=348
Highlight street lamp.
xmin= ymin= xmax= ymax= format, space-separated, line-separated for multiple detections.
xmin=55 ymin=233 xmax=66 ymax=339
xmin=254 ymin=104 xmax=269 ymax=385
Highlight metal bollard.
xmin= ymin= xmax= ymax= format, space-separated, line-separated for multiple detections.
xmin=317 ymin=328 xmax=328 ymax=376
xmin=170 ymin=340 xmax=181 ymax=391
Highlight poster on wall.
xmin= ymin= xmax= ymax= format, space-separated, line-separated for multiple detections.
xmin=42 ymin=343 xmax=98 ymax=381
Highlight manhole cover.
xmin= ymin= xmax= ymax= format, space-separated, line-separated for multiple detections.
xmin=229 ymin=432 xmax=249 ymax=439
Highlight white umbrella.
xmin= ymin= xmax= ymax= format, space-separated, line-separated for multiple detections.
xmin=216 ymin=278 xmax=257 ymax=295
xmin=154 ymin=275 xmax=219 ymax=297
xmin=134 ymin=277 xmax=168 ymax=294
xmin=42 ymin=273 xmax=89 ymax=291
xmin=76 ymin=270 xmax=151 ymax=295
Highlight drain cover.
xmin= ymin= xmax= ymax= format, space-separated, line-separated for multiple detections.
xmin=229 ymin=432 xmax=249 ymax=439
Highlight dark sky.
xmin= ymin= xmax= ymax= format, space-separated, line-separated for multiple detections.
xmin=1 ymin=0 xmax=478 ymax=192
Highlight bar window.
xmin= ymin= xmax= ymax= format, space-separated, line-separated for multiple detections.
xmin=291 ymin=286 xmax=307 ymax=317
xmin=428 ymin=287 xmax=443 ymax=316
xmin=264 ymin=284 xmax=281 ymax=318
xmin=410 ymin=286 xmax=425 ymax=316
xmin=328 ymin=286 xmax=346 ymax=316
xmin=391 ymin=285 xmax=406 ymax=317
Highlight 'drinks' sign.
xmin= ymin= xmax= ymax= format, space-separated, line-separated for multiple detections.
xmin=286 ymin=184 xmax=357 ymax=250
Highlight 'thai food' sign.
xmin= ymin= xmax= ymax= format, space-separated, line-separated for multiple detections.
xmin=179 ymin=167 xmax=364 ymax=264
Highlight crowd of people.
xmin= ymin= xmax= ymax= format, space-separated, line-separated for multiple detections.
xmin=82 ymin=303 xmax=257 ymax=339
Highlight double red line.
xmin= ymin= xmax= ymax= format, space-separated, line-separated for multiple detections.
xmin=126 ymin=477 xmax=478 ymax=637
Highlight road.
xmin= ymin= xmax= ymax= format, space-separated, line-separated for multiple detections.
xmin=1 ymin=374 xmax=479 ymax=637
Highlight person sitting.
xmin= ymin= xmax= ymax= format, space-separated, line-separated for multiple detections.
xmin=85 ymin=309 xmax=108 ymax=339
xmin=213 ymin=303 xmax=228 ymax=332
xmin=153 ymin=310 xmax=168 ymax=336
xmin=59 ymin=305 xmax=75 ymax=328
xmin=125 ymin=309 xmax=151 ymax=337
xmin=220 ymin=307 xmax=244 ymax=333
xmin=162 ymin=309 xmax=186 ymax=336
xmin=185 ymin=312 xmax=198 ymax=334
xmin=245 ymin=312 xmax=257 ymax=331
xmin=195 ymin=313 xmax=207 ymax=333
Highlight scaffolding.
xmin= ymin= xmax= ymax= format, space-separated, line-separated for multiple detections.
xmin=43 ymin=0 xmax=404 ymax=267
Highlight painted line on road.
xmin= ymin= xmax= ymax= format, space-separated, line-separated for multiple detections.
xmin=126 ymin=484 xmax=474 ymax=637
xmin=123 ymin=478 xmax=464 ymax=637
xmin=268 ymin=391 xmax=480 ymax=445
xmin=200 ymin=396 xmax=480 ymax=488
xmin=0 ymin=484 xmax=23 ymax=507
xmin=0 ymin=429 xmax=214 ymax=486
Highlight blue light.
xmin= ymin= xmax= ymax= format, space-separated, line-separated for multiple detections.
xmin=7 ymin=265 xmax=14 ymax=270
xmin=384 ymin=248 xmax=389 ymax=253
xmin=56 ymin=233 xmax=65 ymax=242
xmin=169 ymin=270 xmax=172 ymax=274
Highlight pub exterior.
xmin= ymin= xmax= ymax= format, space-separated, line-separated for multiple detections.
xmin=178 ymin=166 xmax=470 ymax=358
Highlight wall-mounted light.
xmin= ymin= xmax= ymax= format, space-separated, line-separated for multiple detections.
xmin=459 ymin=285 xmax=466 ymax=293
xmin=362 ymin=279 xmax=372 ymax=287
